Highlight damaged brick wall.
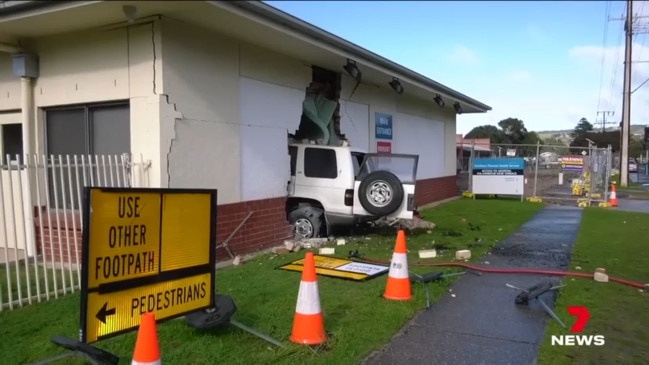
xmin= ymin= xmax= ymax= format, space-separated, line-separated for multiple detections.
xmin=215 ymin=197 xmax=292 ymax=259
xmin=36 ymin=197 xmax=292 ymax=265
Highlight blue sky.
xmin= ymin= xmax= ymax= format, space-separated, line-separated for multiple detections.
xmin=266 ymin=1 xmax=649 ymax=135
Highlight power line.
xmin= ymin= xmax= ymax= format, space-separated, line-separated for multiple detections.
xmin=597 ymin=1 xmax=612 ymax=113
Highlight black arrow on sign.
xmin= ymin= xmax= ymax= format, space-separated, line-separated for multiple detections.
xmin=96 ymin=302 xmax=116 ymax=324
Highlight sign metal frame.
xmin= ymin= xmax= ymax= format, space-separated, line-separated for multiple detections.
xmin=79 ymin=187 xmax=217 ymax=344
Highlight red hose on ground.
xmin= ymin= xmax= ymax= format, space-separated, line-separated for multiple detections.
xmin=355 ymin=256 xmax=647 ymax=290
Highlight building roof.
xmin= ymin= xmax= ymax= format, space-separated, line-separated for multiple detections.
xmin=225 ymin=1 xmax=491 ymax=113
xmin=0 ymin=1 xmax=491 ymax=113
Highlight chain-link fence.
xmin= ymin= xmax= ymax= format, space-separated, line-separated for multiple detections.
xmin=459 ymin=142 xmax=613 ymax=205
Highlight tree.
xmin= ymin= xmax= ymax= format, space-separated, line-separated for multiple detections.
xmin=498 ymin=118 xmax=528 ymax=144
xmin=571 ymin=117 xmax=594 ymax=138
xmin=464 ymin=125 xmax=508 ymax=143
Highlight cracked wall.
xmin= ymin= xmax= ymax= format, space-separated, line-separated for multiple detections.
xmin=158 ymin=17 xmax=310 ymax=204
xmin=0 ymin=20 xmax=170 ymax=187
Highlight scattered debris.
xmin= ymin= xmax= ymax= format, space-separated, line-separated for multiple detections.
xmin=271 ymin=247 xmax=291 ymax=255
xmin=374 ymin=216 xmax=436 ymax=230
xmin=455 ymin=249 xmax=471 ymax=260
xmin=575 ymin=266 xmax=582 ymax=270
xmin=418 ymin=249 xmax=437 ymax=259
xmin=336 ymin=238 xmax=346 ymax=246
xmin=451 ymin=294 xmax=456 ymax=298
xmin=594 ymin=268 xmax=609 ymax=283
xmin=232 ymin=255 xmax=243 ymax=266
xmin=319 ymin=247 xmax=335 ymax=255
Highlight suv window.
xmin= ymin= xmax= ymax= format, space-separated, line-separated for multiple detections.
xmin=304 ymin=147 xmax=338 ymax=179
xmin=289 ymin=146 xmax=297 ymax=176
xmin=351 ymin=152 xmax=365 ymax=177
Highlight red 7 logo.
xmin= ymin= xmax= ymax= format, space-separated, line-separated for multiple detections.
xmin=567 ymin=306 xmax=590 ymax=333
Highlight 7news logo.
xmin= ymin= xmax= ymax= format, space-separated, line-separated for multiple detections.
xmin=551 ymin=306 xmax=606 ymax=346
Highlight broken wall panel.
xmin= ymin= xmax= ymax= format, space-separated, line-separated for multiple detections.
xmin=239 ymin=77 xmax=304 ymax=201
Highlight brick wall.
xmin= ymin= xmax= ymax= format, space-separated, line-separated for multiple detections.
xmin=215 ymin=197 xmax=292 ymax=260
xmin=414 ymin=175 xmax=457 ymax=207
xmin=35 ymin=196 xmax=293 ymax=265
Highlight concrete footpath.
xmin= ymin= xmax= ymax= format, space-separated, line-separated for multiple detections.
xmin=364 ymin=205 xmax=583 ymax=365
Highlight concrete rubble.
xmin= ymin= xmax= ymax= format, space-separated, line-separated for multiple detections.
xmin=374 ymin=216 xmax=437 ymax=230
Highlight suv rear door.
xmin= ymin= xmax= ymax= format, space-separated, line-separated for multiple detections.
xmin=352 ymin=153 xmax=419 ymax=220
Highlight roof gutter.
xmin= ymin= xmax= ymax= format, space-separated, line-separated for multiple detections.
xmin=0 ymin=0 xmax=94 ymax=20
xmin=227 ymin=1 xmax=491 ymax=112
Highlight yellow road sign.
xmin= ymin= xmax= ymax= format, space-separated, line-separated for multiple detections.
xmin=80 ymin=187 xmax=217 ymax=344
xmin=85 ymin=273 xmax=212 ymax=343
xmin=278 ymin=255 xmax=389 ymax=281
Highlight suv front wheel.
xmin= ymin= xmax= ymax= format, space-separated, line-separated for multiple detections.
xmin=288 ymin=205 xmax=324 ymax=239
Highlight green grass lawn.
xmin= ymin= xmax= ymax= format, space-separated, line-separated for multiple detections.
xmin=537 ymin=208 xmax=649 ymax=365
xmin=0 ymin=198 xmax=543 ymax=365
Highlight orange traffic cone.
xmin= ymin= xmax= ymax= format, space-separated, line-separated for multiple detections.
xmin=383 ymin=229 xmax=412 ymax=301
xmin=290 ymin=252 xmax=327 ymax=345
xmin=132 ymin=312 xmax=161 ymax=365
xmin=610 ymin=183 xmax=618 ymax=207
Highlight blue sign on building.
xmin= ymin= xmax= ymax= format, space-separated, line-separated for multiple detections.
xmin=375 ymin=113 xmax=393 ymax=140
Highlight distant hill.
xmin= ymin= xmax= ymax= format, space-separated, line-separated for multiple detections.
xmin=536 ymin=124 xmax=646 ymax=141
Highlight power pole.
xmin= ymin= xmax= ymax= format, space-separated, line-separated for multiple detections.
xmin=621 ymin=0 xmax=633 ymax=187
xmin=596 ymin=110 xmax=615 ymax=132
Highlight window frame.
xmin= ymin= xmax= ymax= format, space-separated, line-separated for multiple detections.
xmin=43 ymin=100 xmax=130 ymax=157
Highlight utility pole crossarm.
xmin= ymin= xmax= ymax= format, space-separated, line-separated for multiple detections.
xmin=597 ymin=111 xmax=616 ymax=132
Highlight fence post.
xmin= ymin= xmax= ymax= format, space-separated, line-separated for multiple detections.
xmin=604 ymin=145 xmax=611 ymax=201
xmin=468 ymin=140 xmax=475 ymax=192
xmin=533 ymin=141 xmax=540 ymax=197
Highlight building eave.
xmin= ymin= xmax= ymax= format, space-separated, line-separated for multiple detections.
xmin=230 ymin=1 xmax=491 ymax=113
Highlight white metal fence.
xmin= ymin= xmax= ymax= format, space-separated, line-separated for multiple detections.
xmin=0 ymin=154 xmax=151 ymax=310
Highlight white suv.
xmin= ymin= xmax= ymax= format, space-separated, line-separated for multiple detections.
xmin=286 ymin=143 xmax=419 ymax=238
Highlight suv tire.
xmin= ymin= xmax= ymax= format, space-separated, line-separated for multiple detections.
xmin=288 ymin=205 xmax=324 ymax=239
xmin=358 ymin=171 xmax=404 ymax=216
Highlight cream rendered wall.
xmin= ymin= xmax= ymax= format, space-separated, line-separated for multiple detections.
xmin=0 ymin=23 xmax=166 ymax=187
xmin=340 ymin=75 xmax=457 ymax=178
xmin=159 ymin=18 xmax=241 ymax=204
xmin=238 ymin=43 xmax=311 ymax=202
xmin=340 ymin=75 xmax=397 ymax=153
xmin=0 ymin=54 xmax=21 ymax=111
xmin=396 ymin=96 xmax=455 ymax=178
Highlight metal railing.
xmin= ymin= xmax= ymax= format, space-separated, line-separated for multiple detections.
xmin=0 ymin=153 xmax=151 ymax=310
xmin=458 ymin=142 xmax=613 ymax=204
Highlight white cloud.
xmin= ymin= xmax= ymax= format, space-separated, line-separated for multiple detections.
xmin=446 ymin=45 xmax=479 ymax=66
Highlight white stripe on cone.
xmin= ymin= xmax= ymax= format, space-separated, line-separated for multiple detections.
xmin=295 ymin=281 xmax=322 ymax=315
xmin=388 ymin=252 xmax=409 ymax=279
xmin=132 ymin=360 xmax=161 ymax=365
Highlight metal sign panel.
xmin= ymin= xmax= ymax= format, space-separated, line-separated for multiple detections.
xmin=375 ymin=112 xmax=393 ymax=140
xmin=80 ymin=187 xmax=217 ymax=344
xmin=278 ymin=255 xmax=389 ymax=281
xmin=471 ymin=157 xmax=525 ymax=196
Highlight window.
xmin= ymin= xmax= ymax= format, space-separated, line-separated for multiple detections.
xmin=289 ymin=146 xmax=297 ymax=176
xmin=304 ymin=147 xmax=337 ymax=179
xmin=45 ymin=102 xmax=130 ymax=210
xmin=1 ymin=123 xmax=23 ymax=166
xmin=46 ymin=102 xmax=130 ymax=156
